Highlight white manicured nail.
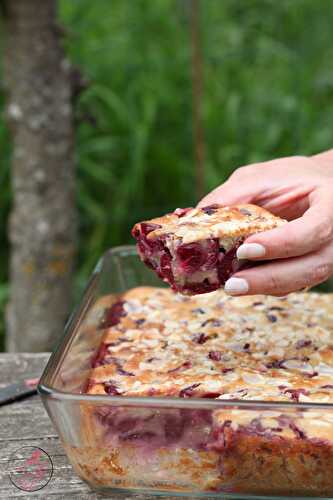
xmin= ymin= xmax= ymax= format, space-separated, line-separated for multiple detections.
xmin=224 ymin=277 xmax=249 ymax=295
xmin=237 ymin=243 xmax=266 ymax=260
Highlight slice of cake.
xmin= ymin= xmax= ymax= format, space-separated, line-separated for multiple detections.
xmin=132 ymin=204 xmax=285 ymax=294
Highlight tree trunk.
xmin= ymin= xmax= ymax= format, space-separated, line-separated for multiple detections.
xmin=3 ymin=0 xmax=77 ymax=352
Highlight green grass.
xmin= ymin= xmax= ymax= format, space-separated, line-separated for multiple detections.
xmin=1 ymin=0 xmax=333 ymax=347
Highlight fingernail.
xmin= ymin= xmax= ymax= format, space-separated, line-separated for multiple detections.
xmin=224 ymin=277 xmax=249 ymax=295
xmin=237 ymin=243 xmax=266 ymax=260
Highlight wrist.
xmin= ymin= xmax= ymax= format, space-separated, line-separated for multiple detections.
xmin=311 ymin=149 xmax=333 ymax=168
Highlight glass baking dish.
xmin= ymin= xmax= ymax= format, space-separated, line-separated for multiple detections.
xmin=38 ymin=246 xmax=333 ymax=499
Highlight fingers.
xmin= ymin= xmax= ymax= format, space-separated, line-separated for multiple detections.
xmin=237 ymin=189 xmax=333 ymax=261
xmin=197 ymin=160 xmax=311 ymax=218
xmin=198 ymin=165 xmax=261 ymax=208
xmin=198 ymin=180 xmax=253 ymax=208
xmin=225 ymin=243 xmax=333 ymax=296
xmin=265 ymin=196 xmax=310 ymax=221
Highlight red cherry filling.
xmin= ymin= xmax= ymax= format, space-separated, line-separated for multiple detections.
xmin=282 ymin=388 xmax=309 ymax=402
xmin=120 ymin=431 xmax=159 ymax=441
xmin=267 ymin=360 xmax=286 ymax=369
xmin=176 ymin=239 xmax=219 ymax=275
xmin=288 ymin=421 xmax=306 ymax=439
xmin=135 ymin=222 xmax=164 ymax=256
xmin=159 ymin=251 xmax=174 ymax=284
xmin=96 ymin=408 xmax=213 ymax=450
xmin=91 ymin=343 xmax=110 ymax=368
xmin=133 ymin=221 xmax=178 ymax=286
xmin=194 ymin=333 xmax=209 ymax=344
xmin=141 ymin=256 xmax=157 ymax=271
xmin=183 ymin=280 xmax=218 ymax=295
xmin=100 ymin=301 xmax=126 ymax=329
xmin=168 ymin=361 xmax=192 ymax=373
xmin=209 ymin=351 xmax=222 ymax=361
xmin=140 ymin=222 xmax=161 ymax=237
xmin=202 ymin=239 xmax=219 ymax=270
xmin=104 ymin=382 xmax=121 ymax=395
xmin=138 ymin=234 xmax=164 ymax=254
xmin=176 ymin=242 xmax=206 ymax=274
xmin=217 ymin=241 xmax=243 ymax=284
xmin=201 ymin=392 xmax=222 ymax=399
xmin=179 ymin=383 xmax=201 ymax=398
xmin=164 ymin=415 xmax=186 ymax=441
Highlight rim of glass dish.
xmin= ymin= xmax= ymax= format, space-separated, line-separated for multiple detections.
xmin=38 ymin=245 xmax=333 ymax=411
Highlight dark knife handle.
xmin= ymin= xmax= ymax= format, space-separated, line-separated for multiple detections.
xmin=0 ymin=378 xmax=39 ymax=405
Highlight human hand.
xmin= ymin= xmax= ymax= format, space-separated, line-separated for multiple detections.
xmin=198 ymin=150 xmax=333 ymax=296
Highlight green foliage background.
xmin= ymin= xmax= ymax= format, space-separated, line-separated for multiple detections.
xmin=1 ymin=0 xmax=333 ymax=347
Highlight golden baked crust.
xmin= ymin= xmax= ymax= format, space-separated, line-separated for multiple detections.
xmin=134 ymin=204 xmax=285 ymax=244
xmin=86 ymin=286 xmax=333 ymax=403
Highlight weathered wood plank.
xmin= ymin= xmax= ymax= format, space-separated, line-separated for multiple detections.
xmin=0 ymin=354 xmax=190 ymax=499
xmin=0 ymin=354 xmax=94 ymax=498
xmin=0 ymin=353 xmax=50 ymax=385
xmin=0 ymin=400 xmax=58 ymax=440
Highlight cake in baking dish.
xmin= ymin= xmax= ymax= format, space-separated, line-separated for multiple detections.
xmin=75 ymin=286 xmax=333 ymax=495
xmin=131 ymin=204 xmax=285 ymax=295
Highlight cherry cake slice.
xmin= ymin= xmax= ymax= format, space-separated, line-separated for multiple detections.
xmin=132 ymin=204 xmax=285 ymax=295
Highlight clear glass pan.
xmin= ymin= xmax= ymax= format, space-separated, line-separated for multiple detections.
xmin=39 ymin=246 xmax=333 ymax=499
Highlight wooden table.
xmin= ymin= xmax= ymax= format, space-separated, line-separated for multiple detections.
xmin=0 ymin=353 xmax=191 ymax=500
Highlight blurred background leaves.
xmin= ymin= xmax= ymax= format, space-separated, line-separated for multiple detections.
xmin=1 ymin=0 xmax=333 ymax=346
